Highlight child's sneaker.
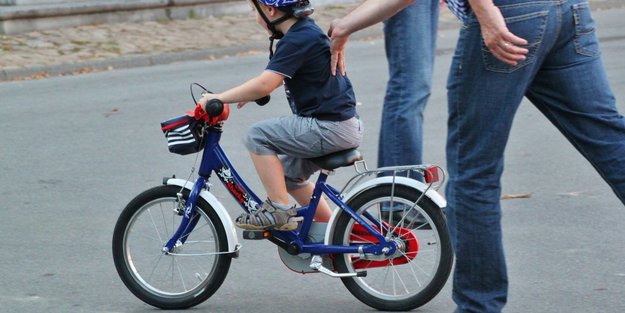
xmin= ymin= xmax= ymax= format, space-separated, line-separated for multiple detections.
xmin=235 ymin=199 xmax=301 ymax=231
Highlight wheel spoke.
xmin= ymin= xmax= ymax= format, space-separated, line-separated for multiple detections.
xmin=389 ymin=263 xmax=410 ymax=295
xmin=397 ymin=250 xmax=425 ymax=287
xmin=147 ymin=253 xmax=165 ymax=282
xmin=174 ymin=256 xmax=188 ymax=291
xmin=158 ymin=202 xmax=171 ymax=239
xmin=130 ymin=228 xmax=163 ymax=243
xmin=147 ymin=208 xmax=165 ymax=244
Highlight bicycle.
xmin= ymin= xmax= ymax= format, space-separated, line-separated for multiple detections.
xmin=112 ymin=85 xmax=453 ymax=311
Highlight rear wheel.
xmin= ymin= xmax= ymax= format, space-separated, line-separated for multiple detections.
xmin=112 ymin=185 xmax=231 ymax=309
xmin=332 ymin=184 xmax=452 ymax=311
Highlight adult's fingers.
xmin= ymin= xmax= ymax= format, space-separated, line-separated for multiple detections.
xmin=329 ymin=19 xmax=348 ymax=76
xmin=335 ymin=51 xmax=346 ymax=76
xmin=330 ymin=49 xmax=340 ymax=76
xmin=330 ymin=41 xmax=347 ymax=76
xmin=487 ymin=32 xmax=529 ymax=66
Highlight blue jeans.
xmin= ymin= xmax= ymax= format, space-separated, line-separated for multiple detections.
xmin=378 ymin=0 xmax=439 ymax=174
xmin=446 ymin=0 xmax=625 ymax=312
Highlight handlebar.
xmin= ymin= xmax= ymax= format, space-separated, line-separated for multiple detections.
xmin=205 ymin=94 xmax=270 ymax=116
xmin=255 ymin=95 xmax=270 ymax=106
xmin=205 ymin=98 xmax=224 ymax=117
xmin=203 ymin=95 xmax=269 ymax=119
xmin=193 ymin=88 xmax=270 ymax=126
xmin=195 ymin=99 xmax=228 ymax=125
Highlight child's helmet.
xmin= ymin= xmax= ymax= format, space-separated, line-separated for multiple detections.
xmin=257 ymin=0 xmax=300 ymax=6
xmin=256 ymin=0 xmax=314 ymax=18
xmin=252 ymin=0 xmax=314 ymax=58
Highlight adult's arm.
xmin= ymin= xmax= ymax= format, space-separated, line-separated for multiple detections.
xmin=328 ymin=0 xmax=415 ymax=75
xmin=468 ymin=0 xmax=528 ymax=65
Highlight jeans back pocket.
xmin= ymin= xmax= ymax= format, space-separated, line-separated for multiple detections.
xmin=572 ymin=2 xmax=600 ymax=57
xmin=482 ymin=9 xmax=549 ymax=73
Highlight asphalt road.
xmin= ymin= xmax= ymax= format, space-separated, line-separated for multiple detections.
xmin=1 ymin=7 xmax=625 ymax=313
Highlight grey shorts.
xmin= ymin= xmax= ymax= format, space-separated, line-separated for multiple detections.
xmin=244 ymin=115 xmax=363 ymax=189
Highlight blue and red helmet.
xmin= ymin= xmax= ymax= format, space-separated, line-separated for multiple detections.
xmin=254 ymin=0 xmax=314 ymax=17
xmin=257 ymin=0 xmax=301 ymax=7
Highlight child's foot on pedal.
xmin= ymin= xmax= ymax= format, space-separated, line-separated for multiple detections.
xmin=235 ymin=199 xmax=302 ymax=231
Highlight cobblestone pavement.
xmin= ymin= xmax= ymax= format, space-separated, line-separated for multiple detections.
xmin=0 ymin=0 xmax=623 ymax=81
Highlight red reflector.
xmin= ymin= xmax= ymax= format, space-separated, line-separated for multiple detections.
xmin=424 ymin=166 xmax=440 ymax=184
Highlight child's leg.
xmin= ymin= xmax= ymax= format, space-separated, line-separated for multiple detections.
xmin=236 ymin=152 xmax=299 ymax=231
xmin=288 ymin=182 xmax=332 ymax=222
xmin=249 ymin=152 xmax=290 ymax=205
xmin=250 ymin=152 xmax=331 ymax=221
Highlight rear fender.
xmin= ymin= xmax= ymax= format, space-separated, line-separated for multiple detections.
xmin=324 ymin=176 xmax=446 ymax=245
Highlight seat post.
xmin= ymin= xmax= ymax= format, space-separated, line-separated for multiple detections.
xmin=320 ymin=169 xmax=334 ymax=176
xmin=316 ymin=170 xmax=331 ymax=184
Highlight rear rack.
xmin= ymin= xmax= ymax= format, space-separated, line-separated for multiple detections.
xmin=340 ymin=161 xmax=446 ymax=196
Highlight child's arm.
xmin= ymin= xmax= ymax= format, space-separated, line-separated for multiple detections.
xmin=200 ymin=70 xmax=284 ymax=110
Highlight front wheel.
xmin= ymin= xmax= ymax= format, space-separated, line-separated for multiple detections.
xmin=112 ymin=185 xmax=232 ymax=309
xmin=332 ymin=184 xmax=453 ymax=311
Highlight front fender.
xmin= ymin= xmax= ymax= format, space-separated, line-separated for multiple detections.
xmin=324 ymin=176 xmax=446 ymax=245
xmin=165 ymin=178 xmax=240 ymax=256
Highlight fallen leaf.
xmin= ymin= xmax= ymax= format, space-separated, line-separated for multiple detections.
xmin=501 ymin=193 xmax=531 ymax=200
xmin=557 ymin=191 xmax=587 ymax=197
xmin=104 ymin=108 xmax=120 ymax=117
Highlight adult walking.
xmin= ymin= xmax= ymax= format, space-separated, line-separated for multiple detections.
xmin=329 ymin=0 xmax=625 ymax=312
xmin=378 ymin=1 xmax=439 ymax=175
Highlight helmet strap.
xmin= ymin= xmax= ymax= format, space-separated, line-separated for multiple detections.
xmin=252 ymin=1 xmax=293 ymax=59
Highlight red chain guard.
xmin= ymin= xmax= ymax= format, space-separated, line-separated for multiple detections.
xmin=348 ymin=223 xmax=419 ymax=270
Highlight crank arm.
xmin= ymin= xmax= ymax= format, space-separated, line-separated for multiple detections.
xmin=309 ymin=255 xmax=367 ymax=278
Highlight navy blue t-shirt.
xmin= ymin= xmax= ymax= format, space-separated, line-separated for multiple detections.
xmin=266 ymin=18 xmax=357 ymax=121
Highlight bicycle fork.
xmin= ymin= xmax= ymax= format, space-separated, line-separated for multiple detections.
xmin=162 ymin=178 xmax=206 ymax=253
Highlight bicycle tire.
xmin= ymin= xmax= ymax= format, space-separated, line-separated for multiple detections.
xmin=112 ymin=185 xmax=231 ymax=309
xmin=332 ymin=184 xmax=453 ymax=311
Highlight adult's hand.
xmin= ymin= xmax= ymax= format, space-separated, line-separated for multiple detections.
xmin=327 ymin=0 xmax=414 ymax=76
xmin=328 ymin=19 xmax=349 ymax=76
xmin=471 ymin=0 xmax=528 ymax=65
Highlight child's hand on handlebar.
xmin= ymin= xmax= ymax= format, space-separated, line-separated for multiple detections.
xmin=199 ymin=93 xmax=221 ymax=112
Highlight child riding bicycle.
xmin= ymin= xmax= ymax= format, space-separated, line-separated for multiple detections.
xmin=199 ymin=0 xmax=362 ymax=231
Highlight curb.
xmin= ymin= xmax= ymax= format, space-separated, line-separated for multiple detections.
xmin=1 ymin=40 xmax=269 ymax=81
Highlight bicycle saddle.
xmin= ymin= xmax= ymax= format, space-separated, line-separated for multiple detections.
xmin=309 ymin=148 xmax=362 ymax=170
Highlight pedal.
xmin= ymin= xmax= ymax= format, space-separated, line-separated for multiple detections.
xmin=242 ymin=230 xmax=270 ymax=240
xmin=289 ymin=216 xmax=304 ymax=223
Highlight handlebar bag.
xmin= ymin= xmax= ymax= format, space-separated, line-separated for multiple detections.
xmin=160 ymin=114 xmax=204 ymax=155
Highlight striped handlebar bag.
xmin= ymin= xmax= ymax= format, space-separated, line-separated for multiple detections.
xmin=160 ymin=115 xmax=204 ymax=155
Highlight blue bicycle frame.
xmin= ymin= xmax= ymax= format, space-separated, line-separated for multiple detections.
xmin=163 ymin=125 xmax=397 ymax=257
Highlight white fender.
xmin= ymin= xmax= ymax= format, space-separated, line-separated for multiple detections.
xmin=324 ymin=176 xmax=446 ymax=245
xmin=166 ymin=178 xmax=240 ymax=256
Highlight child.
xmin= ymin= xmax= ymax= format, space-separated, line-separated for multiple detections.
xmin=199 ymin=0 xmax=362 ymax=231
